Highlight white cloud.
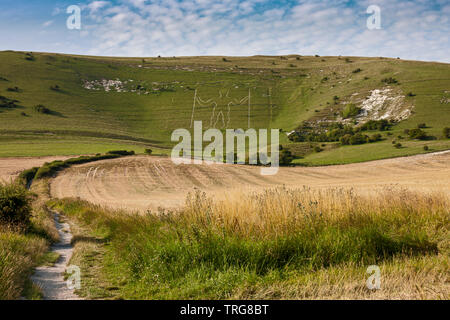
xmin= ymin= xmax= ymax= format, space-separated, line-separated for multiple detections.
xmin=42 ymin=20 xmax=53 ymax=27
xmin=87 ymin=0 xmax=110 ymax=12
xmin=77 ymin=0 xmax=449 ymax=62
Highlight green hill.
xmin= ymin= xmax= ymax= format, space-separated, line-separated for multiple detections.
xmin=0 ymin=50 xmax=449 ymax=164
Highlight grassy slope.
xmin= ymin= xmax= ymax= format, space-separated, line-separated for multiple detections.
xmin=0 ymin=51 xmax=449 ymax=163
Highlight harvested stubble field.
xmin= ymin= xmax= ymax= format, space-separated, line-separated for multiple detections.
xmin=1 ymin=152 xmax=449 ymax=300
xmin=50 ymin=151 xmax=450 ymax=212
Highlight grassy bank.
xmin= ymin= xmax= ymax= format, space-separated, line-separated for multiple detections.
xmin=50 ymin=187 xmax=449 ymax=299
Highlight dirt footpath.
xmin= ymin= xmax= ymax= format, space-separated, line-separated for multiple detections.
xmin=31 ymin=211 xmax=81 ymax=300
xmin=50 ymin=151 xmax=450 ymax=212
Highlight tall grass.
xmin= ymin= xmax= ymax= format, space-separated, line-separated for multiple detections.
xmin=0 ymin=182 xmax=57 ymax=299
xmin=0 ymin=228 xmax=47 ymax=299
xmin=50 ymin=187 xmax=449 ymax=299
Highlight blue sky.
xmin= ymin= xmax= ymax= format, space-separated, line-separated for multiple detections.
xmin=0 ymin=0 xmax=449 ymax=62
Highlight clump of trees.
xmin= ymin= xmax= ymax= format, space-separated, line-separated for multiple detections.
xmin=7 ymin=87 xmax=19 ymax=92
xmin=0 ymin=96 xmax=18 ymax=109
xmin=443 ymin=127 xmax=450 ymax=139
xmin=360 ymin=119 xmax=392 ymax=131
xmin=340 ymin=133 xmax=382 ymax=146
xmin=404 ymin=128 xmax=428 ymax=140
xmin=288 ymin=120 xmax=390 ymax=146
xmin=107 ymin=150 xmax=135 ymax=156
xmin=381 ymin=77 xmax=398 ymax=84
xmin=402 ymin=128 xmax=438 ymax=141
xmin=279 ymin=146 xmax=294 ymax=165
xmin=25 ymin=52 xmax=35 ymax=61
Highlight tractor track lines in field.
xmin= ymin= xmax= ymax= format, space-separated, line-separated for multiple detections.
xmin=49 ymin=152 xmax=450 ymax=212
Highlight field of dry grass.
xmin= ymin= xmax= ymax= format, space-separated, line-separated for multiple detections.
xmin=50 ymin=151 xmax=450 ymax=212
xmin=50 ymin=185 xmax=449 ymax=299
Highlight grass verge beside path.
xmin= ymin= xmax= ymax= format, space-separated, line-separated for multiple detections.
xmin=49 ymin=187 xmax=449 ymax=299
xmin=0 ymin=181 xmax=58 ymax=300
xmin=0 ymin=151 xmax=136 ymax=299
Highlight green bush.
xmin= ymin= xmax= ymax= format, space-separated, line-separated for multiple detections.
xmin=381 ymin=77 xmax=398 ymax=84
xmin=423 ymin=145 xmax=429 ymax=151
xmin=25 ymin=53 xmax=35 ymax=61
xmin=360 ymin=119 xmax=391 ymax=131
xmin=443 ymin=127 xmax=450 ymax=139
xmin=417 ymin=123 xmax=426 ymax=128
xmin=107 ymin=150 xmax=135 ymax=156
xmin=369 ymin=133 xmax=382 ymax=142
xmin=34 ymin=104 xmax=50 ymax=114
xmin=342 ymin=103 xmax=361 ymax=118
xmin=0 ymin=96 xmax=18 ymax=109
xmin=34 ymin=161 xmax=67 ymax=179
xmin=17 ymin=167 xmax=39 ymax=187
xmin=279 ymin=147 xmax=294 ymax=166
xmin=394 ymin=143 xmax=402 ymax=149
xmin=0 ymin=183 xmax=33 ymax=227
xmin=339 ymin=134 xmax=352 ymax=145
xmin=408 ymin=128 xmax=427 ymax=140
xmin=349 ymin=133 xmax=368 ymax=145
xmin=144 ymin=149 xmax=153 ymax=155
